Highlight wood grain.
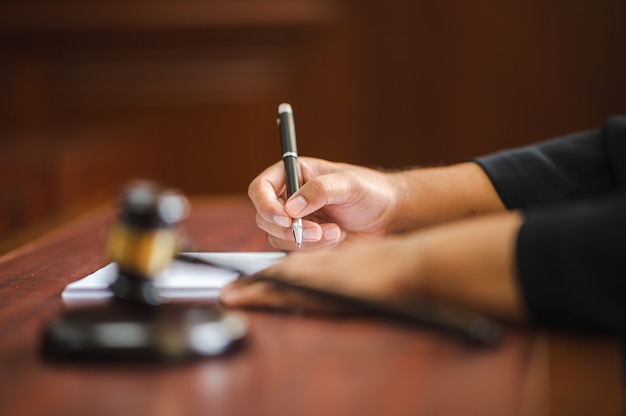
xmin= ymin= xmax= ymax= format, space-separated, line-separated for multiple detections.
xmin=0 ymin=197 xmax=621 ymax=415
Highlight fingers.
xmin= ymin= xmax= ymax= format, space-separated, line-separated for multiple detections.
xmin=283 ymin=171 xmax=354 ymax=219
xmin=262 ymin=219 xmax=344 ymax=250
xmin=255 ymin=214 xmax=320 ymax=242
xmin=248 ymin=160 xmax=326 ymax=245
xmin=248 ymin=157 xmax=352 ymax=248
xmin=249 ymin=157 xmax=352 ymax=223
xmin=220 ymin=278 xmax=300 ymax=309
xmin=219 ymin=278 xmax=355 ymax=314
xmin=248 ymin=161 xmax=290 ymax=225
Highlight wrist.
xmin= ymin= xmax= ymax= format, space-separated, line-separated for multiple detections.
xmin=387 ymin=162 xmax=505 ymax=233
xmin=410 ymin=212 xmax=527 ymax=322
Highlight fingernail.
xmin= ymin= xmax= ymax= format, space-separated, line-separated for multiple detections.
xmin=303 ymin=228 xmax=322 ymax=241
xmin=274 ymin=215 xmax=291 ymax=228
xmin=324 ymin=226 xmax=341 ymax=241
xmin=220 ymin=289 xmax=239 ymax=304
xmin=286 ymin=196 xmax=307 ymax=216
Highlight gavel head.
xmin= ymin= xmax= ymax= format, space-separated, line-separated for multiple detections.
xmin=107 ymin=181 xmax=189 ymax=305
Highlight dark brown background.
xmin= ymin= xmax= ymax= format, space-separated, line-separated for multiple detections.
xmin=1 ymin=0 xmax=625 ymax=247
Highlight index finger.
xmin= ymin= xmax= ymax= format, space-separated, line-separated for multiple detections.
xmin=248 ymin=161 xmax=291 ymax=225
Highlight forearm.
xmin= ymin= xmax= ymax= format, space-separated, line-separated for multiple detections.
xmin=388 ymin=162 xmax=506 ymax=233
xmin=401 ymin=210 xmax=526 ymax=322
xmin=222 ymin=207 xmax=527 ymax=323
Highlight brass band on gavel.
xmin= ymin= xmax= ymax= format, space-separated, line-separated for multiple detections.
xmin=107 ymin=181 xmax=188 ymax=305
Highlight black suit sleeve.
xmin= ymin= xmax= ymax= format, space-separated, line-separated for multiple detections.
xmin=474 ymin=116 xmax=626 ymax=334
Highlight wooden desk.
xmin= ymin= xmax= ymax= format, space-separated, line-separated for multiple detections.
xmin=0 ymin=197 xmax=622 ymax=416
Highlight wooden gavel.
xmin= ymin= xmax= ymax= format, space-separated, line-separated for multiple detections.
xmin=106 ymin=181 xmax=189 ymax=305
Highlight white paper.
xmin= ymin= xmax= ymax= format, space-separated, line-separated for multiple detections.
xmin=62 ymin=252 xmax=286 ymax=302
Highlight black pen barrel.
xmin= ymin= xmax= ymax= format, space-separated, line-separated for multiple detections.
xmin=278 ymin=107 xmax=299 ymax=197
xmin=282 ymin=156 xmax=299 ymax=197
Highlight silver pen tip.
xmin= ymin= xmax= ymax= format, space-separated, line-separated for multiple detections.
xmin=292 ymin=219 xmax=303 ymax=249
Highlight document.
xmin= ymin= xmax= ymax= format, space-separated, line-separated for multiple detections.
xmin=62 ymin=252 xmax=285 ymax=302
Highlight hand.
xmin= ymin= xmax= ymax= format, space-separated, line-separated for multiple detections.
xmin=248 ymin=157 xmax=506 ymax=251
xmin=221 ymin=236 xmax=420 ymax=312
xmin=221 ymin=211 xmax=526 ymax=322
xmin=248 ymin=157 xmax=400 ymax=250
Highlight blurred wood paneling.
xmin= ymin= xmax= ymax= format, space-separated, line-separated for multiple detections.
xmin=347 ymin=0 xmax=626 ymax=167
xmin=0 ymin=0 xmax=353 ymax=241
xmin=0 ymin=0 xmax=625 ymax=245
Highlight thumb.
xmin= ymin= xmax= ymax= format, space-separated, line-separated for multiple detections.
xmin=284 ymin=173 xmax=353 ymax=218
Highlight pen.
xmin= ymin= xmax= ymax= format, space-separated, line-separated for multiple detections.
xmin=277 ymin=103 xmax=303 ymax=248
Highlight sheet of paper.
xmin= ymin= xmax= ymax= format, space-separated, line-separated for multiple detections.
xmin=62 ymin=252 xmax=285 ymax=302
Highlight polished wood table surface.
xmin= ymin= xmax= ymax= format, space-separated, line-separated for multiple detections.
xmin=0 ymin=196 xmax=622 ymax=416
